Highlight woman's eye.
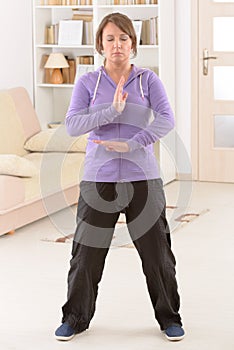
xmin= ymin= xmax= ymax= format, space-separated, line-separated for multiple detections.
xmin=120 ymin=36 xmax=129 ymax=41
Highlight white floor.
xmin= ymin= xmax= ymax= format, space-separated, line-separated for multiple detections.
xmin=0 ymin=180 xmax=234 ymax=350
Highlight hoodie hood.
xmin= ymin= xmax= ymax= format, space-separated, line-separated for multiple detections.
xmin=92 ymin=64 xmax=146 ymax=103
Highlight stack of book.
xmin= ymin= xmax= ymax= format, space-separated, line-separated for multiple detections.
xmin=141 ymin=16 xmax=158 ymax=45
xmin=76 ymin=56 xmax=94 ymax=65
xmin=40 ymin=0 xmax=93 ymax=5
xmin=74 ymin=55 xmax=95 ymax=83
xmin=72 ymin=8 xmax=94 ymax=45
xmin=45 ymin=24 xmax=59 ymax=44
xmin=44 ymin=9 xmax=94 ymax=46
xmin=40 ymin=0 xmax=157 ymax=5
xmin=104 ymin=0 xmax=157 ymax=4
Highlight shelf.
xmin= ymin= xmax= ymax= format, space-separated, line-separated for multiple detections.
xmin=98 ymin=5 xmax=158 ymax=9
xmin=37 ymin=84 xmax=75 ymax=88
xmin=36 ymin=44 xmax=94 ymax=49
xmin=138 ymin=45 xmax=159 ymax=49
xmin=36 ymin=6 xmax=93 ymax=9
xmin=36 ymin=44 xmax=157 ymax=49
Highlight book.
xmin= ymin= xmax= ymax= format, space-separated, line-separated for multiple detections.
xmin=46 ymin=25 xmax=54 ymax=44
xmin=62 ymin=66 xmax=70 ymax=83
xmin=83 ymin=21 xmax=94 ymax=45
xmin=58 ymin=20 xmax=83 ymax=46
xmin=140 ymin=17 xmax=158 ymax=45
xmin=145 ymin=20 xmax=151 ymax=44
xmin=48 ymin=0 xmax=58 ymax=5
xmin=54 ymin=23 xmax=59 ymax=44
xmin=68 ymin=59 xmax=76 ymax=83
xmin=41 ymin=54 xmax=52 ymax=83
xmin=76 ymin=55 xmax=94 ymax=65
xmin=72 ymin=9 xmax=94 ymax=45
xmin=132 ymin=20 xmax=142 ymax=46
xmin=72 ymin=14 xmax=93 ymax=21
xmin=72 ymin=8 xmax=93 ymax=21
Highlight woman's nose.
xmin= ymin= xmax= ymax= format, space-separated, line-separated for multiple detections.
xmin=113 ymin=40 xmax=121 ymax=48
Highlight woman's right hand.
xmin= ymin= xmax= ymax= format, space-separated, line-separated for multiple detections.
xmin=112 ymin=75 xmax=128 ymax=113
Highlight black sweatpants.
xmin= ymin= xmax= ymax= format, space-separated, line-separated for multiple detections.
xmin=62 ymin=179 xmax=182 ymax=332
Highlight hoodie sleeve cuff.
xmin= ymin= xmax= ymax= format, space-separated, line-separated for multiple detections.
xmin=126 ymin=139 xmax=144 ymax=152
xmin=100 ymin=104 xmax=122 ymax=125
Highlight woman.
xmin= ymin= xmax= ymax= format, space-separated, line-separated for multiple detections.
xmin=55 ymin=12 xmax=185 ymax=342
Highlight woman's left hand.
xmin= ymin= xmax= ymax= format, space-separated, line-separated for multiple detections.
xmin=92 ymin=140 xmax=130 ymax=153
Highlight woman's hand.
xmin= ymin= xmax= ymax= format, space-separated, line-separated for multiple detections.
xmin=92 ymin=140 xmax=130 ymax=153
xmin=92 ymin=77 xmax=129 ymax=152
xmin=112 ymin=76 xmax=128 ymax=113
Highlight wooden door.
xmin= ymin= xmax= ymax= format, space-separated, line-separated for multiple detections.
xmin=199 ymin=0 xmax=234 ymax=182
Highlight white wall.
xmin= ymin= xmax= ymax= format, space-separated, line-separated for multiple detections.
xmin=175 ymin=0 xmax=192 ymax=174
xmin=0 ymin=0 xmax=34 ymax=101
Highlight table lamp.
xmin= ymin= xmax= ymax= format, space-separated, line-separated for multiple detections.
xmin=44 ymin=53 xmax=69 ymax=84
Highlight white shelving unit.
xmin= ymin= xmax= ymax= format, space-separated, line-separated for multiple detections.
xmin=33 ymin=0 xmax=176 ymax=183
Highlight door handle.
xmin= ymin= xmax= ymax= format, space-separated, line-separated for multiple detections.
xmin=203 ymin=49 xmax=217 ymax=76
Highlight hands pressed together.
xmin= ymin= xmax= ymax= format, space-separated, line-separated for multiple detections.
xmin=92 ymin=75 xmax=130 ymax=153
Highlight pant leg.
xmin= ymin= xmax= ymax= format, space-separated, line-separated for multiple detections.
xmin=62 ymin=182 xmax=120 ymax=333
xmin=125 ymin=179 xmax=182 ymax=331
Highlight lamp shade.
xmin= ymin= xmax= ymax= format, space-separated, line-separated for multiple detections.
xmin=44 ymin=53 xmax=69 ymax=69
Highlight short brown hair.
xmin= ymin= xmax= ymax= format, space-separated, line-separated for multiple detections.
xmin=95 ymin=12 xmax=137 ymax=58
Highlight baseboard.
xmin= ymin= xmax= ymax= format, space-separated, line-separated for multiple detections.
xmin=176 ymin=173 xmax=193 ymax=181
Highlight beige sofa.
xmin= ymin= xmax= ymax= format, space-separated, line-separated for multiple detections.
xmin=0 ymin=87 xmax=87 ymax=236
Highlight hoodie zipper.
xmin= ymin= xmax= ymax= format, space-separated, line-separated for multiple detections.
xmin=95 ymin=66 xmax=146 ymax=182
xmin=119 ymin=120 xmax=122 ymax=182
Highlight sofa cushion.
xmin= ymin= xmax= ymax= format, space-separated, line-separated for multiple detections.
xmin=8 ymin=87 xmax=41 ymax=140
xmin=0 ymin=154 xmax=37 ymax=177
xmin=0 ymin=92 xmax=28 ymax=156
xmin=23 ymin=152 xmax=85 ymax=201
xmin=0 ymin=88 xmax=41 ymax=156
xmin=0 ymin=175 xmax=25 ymax=212
xmin=24 ymin=126 xmax=88 ymax=153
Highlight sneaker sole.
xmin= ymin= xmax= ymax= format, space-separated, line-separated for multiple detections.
xmin=165 ymin=334 xmax=185 ymax=341
xmin=55 ymin=334 xmax=75 ymax=341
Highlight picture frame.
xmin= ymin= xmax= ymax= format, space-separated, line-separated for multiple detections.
xmin=58 ymin=20 xmax=83 ymax=46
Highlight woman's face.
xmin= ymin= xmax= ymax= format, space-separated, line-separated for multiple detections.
xmin=102 ymin=22 xmax=132 ymax=65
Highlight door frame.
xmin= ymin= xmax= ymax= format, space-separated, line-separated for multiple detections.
xmin=191 ymin=0 xmax=199 ymax=180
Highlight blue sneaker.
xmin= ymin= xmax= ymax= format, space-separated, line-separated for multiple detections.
xmin=55 ymin=322 xmax=76 ymax=341
xmin=164 ymin=325 xmax=185 ymax=341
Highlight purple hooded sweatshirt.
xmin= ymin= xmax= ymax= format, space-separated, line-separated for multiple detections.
xmin=65 ymin=64 xmax=175 ymax=182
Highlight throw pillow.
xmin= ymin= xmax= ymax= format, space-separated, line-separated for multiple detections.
xmin=24 ymin=126 xmax=87 ymax=153
xmin=0 ymin=154 xmax=37 ymax=177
